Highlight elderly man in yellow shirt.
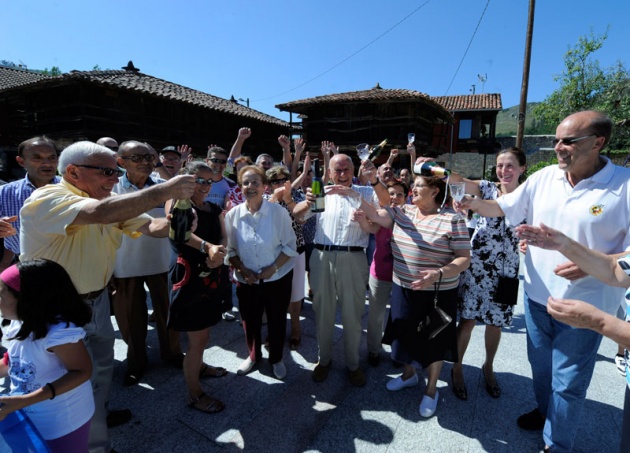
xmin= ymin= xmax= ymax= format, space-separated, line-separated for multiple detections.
xmin=19 ymin=141 xmax=212 ymax=453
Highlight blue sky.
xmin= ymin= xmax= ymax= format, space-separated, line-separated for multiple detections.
xmin=2 ymin=1 xmax=628 ymax=122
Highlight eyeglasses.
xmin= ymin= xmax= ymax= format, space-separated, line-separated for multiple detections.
xmin=269 ymin=178 xmax=289 ymax=185
xmin=209 ymin=158 xmax=227 ymax=164
xmin=120 ymin=154 xmax=156 ymax=163
xmin=74 ymin=164 xmax=124 ymax=177
xmin=161 ymin=155 xmax=181 ymax=162
xmin=552 ymin=134 xmax=596 ymax=147
xmin=194 ymin=177 xmax=213 ymax=186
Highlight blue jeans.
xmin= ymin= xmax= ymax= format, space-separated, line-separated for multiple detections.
xmin=525 ymin=293 xmax=603 ymax=452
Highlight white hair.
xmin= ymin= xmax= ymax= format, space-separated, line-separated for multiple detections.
xmin=58 ymin=141 xmax=117 ymax=175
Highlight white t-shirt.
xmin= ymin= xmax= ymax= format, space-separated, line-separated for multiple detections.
xmin=204 ymin=177 xmax=234 ymax=209
xmin=112 ymin=175 xmax=172 ymax=277
xmin=7 ymin=321 xmax=95 ymax=440
xmin=497 ymin=158 xmax=630 ymax=314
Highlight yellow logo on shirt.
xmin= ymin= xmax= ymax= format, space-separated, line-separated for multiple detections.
xmin=589 ymin=205 xmax=603 ymax=216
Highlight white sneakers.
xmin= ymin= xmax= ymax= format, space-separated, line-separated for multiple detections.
xmin=419 ymin=390 xmax=440 ymax=418
xmin=272 ymin=361 xmax=287 ymax=380
xmin=386 ymin=373 xmax=419 ymax=391
xmin=236 ymin=357 xmax=256 ymax=376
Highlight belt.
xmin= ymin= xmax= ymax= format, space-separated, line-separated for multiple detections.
xmin=314 ymin=244 xmax=364 ymax=252
xmin=80 ymin=287 xmax=106 ymax=300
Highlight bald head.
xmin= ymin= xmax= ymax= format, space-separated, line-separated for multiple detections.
xmin=559 ymin=111 xmax=612 ymax=150
xmin=96 ymin=137 xmax=118 ymax=151
xmin=329 ymin=154 xmax=355 ymax=186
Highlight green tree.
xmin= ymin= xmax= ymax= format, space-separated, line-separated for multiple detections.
xmin=533 ymin=29 xmax=630 ymax=149
xmin=41 ymin=66 xmax=62 ymax=76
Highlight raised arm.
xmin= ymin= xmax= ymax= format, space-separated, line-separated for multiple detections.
xmin=229 ymin=127 xmax=252 ymax=161
xmin=278 ymin=135 xmax=292 ymax=170
xmin=291 ymin=138 xmax=306 ymax=181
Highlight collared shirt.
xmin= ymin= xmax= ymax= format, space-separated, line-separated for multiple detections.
xmin=312 ymin=184 xmax=379 ymax=248
xmin=498 ymin=158 xmax=630 ymax=314
xmin=225 ymin=199 xmax=297 ymax=283
xmin=112 ymin=174 xmax=171 ymax=278
xmin=0 ymin=174 xmax=60 ymax=254
xmin=20 ymin=179 xmax=152 ymax=294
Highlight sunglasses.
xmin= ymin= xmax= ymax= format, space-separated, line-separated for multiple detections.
xmin=209 ymin=158 xmax=227 ymax=164
xmin=552 ymin=134 xmax=596 ymax=147
xmin=121 ymin=154 xmax=156 ymax=163
xmin=269 ymin=178 xmax=289 ymax=185
xmin=194 ymin=177 xmax=213 ymax=186
xmin=74 ymin=164 xmax=124 ymax=177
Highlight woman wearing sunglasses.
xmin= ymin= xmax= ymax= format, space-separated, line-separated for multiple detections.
xmin=165 ymin=161 xmax=228 ymax=414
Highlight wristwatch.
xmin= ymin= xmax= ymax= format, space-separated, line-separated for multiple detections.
xmin=370 ymin=177 xmax=380 ymax=187
xmin=199 ymin=240 xmax=207 ymax=254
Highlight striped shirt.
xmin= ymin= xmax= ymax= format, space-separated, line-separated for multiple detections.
xmin=313 ymin=185 xmax=379 ymax=248
xmin=388 ymin=204 xmax=470 ymax=291
xmin=0 ymin=174 xmax=60 ymax=254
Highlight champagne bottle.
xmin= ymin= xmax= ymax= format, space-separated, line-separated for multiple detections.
xmin=413 ymin=161 xmax=451 ymax=178
xmin=169 ymin=199 xmax=194 ymax=245
xmin=310 ymin=158 xmax=325 ymax=213
xmin=368 ymin=139 xmax=388 ymax=161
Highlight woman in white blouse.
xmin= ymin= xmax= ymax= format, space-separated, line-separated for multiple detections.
xmin=225 ymin=165 xmax=297 ymax=380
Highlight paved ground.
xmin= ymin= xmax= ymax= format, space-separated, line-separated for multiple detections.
xmin=1 ymin=274 xmax=624 ymax=452
xmin=103 ymin=278 xmax=625 ymax=453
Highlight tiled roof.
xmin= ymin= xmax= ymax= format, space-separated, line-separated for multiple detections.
xmin=276 ymin=85 xmax=453 ymax=122
xmin=0 ymin=67 xmax=288 ymax=127
xmin=0 ymin=66 xmax=50 ymax=91
xmin=431 ymin=93 xmax=502 ymax=112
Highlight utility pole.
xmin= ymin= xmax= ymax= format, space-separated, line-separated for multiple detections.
xmin=516 ymin=0 xmax=536 ymax=150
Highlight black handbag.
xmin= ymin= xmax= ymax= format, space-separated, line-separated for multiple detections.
xmin=495 ymin=220 xmax=519 ymax=306
xmin=417 ymin=270 xmax=452 ymax=340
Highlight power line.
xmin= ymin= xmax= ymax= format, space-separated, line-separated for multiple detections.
xmin=443 ymin=0 xmax=491 ymax=96
xmin=253 ymin=0 xmax=432 ymax=103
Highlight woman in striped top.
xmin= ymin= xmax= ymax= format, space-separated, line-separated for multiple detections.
xmin=360 ymin=174 xmax=470 ymax=417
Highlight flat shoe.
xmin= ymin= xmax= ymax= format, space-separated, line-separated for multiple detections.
xmin=419 ymin=391 xmax=439 ymax=418
xmin=368 ymin=353 xmax=380 ymax=367
xmin=386 ymin=373 xmax=419 ymax=391
xmin=348 ymin=368 xmax=366 ymax=387
xmin=272 ymin=361 xmax=287 ymax=380
xmin=450 ymin=369 xmax=467 ymax=401
xmin=482 ymin=364 xmax=501 ymax=398
xmin=199 ymin=364 xmax=228 ymax=379
xmin=187 ymin=393 xmax=225 ymax=414
xmin=237 ymin=357 xmax=256 ymax=376
xmin=123 ymin=369 xmax=144 ymax=387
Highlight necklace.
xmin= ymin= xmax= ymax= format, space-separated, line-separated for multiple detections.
xmin=415 ymin=207 xmax=439 ymax=222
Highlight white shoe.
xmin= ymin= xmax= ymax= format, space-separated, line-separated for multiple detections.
xmin=237 ymin=357 xmax=256 ymax=376
xmin=615 ymin=354 xmax=626 ymax=376
xmin=386 ymin=373 xmax=419 ymax=391
xmin=272 ymin=361 xmax=286 ymax=380
xmin=419 ymin=391 xmax=439 ymax=418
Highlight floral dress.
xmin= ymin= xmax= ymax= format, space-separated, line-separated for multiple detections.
xmin=458 ymin=180 xmax=522 ymax=327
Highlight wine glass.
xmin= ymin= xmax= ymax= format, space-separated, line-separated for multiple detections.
xmin=408 ymin=133 xmax=415 ymax=144
xmin=449 ymin=182 xmax=466 ymax=220
xmin=356 ymin=143 xmax=370 ymax=161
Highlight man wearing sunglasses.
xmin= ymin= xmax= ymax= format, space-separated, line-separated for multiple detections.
xmin=19 ymin=141 xmax=198 ymax=453
xmin=112 ymin=141 xmax=184 ymax=387
xmin=204 ymin=146 xmax=238 ymax=322
xmin=459 ymin=111 xmax=630 ymax=452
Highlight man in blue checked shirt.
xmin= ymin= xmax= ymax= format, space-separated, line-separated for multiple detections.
xmin=0 ymin=136 xmax=60 ymax=271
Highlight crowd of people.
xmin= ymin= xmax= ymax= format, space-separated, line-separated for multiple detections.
xmin=0 ymin=110 xmax=629 ymax=452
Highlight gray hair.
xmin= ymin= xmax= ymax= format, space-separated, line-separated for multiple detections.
xmin=58 ymin=141 xmax=117 ymax=175
xmin=256 ymin=153 xmax=273 ymax=164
